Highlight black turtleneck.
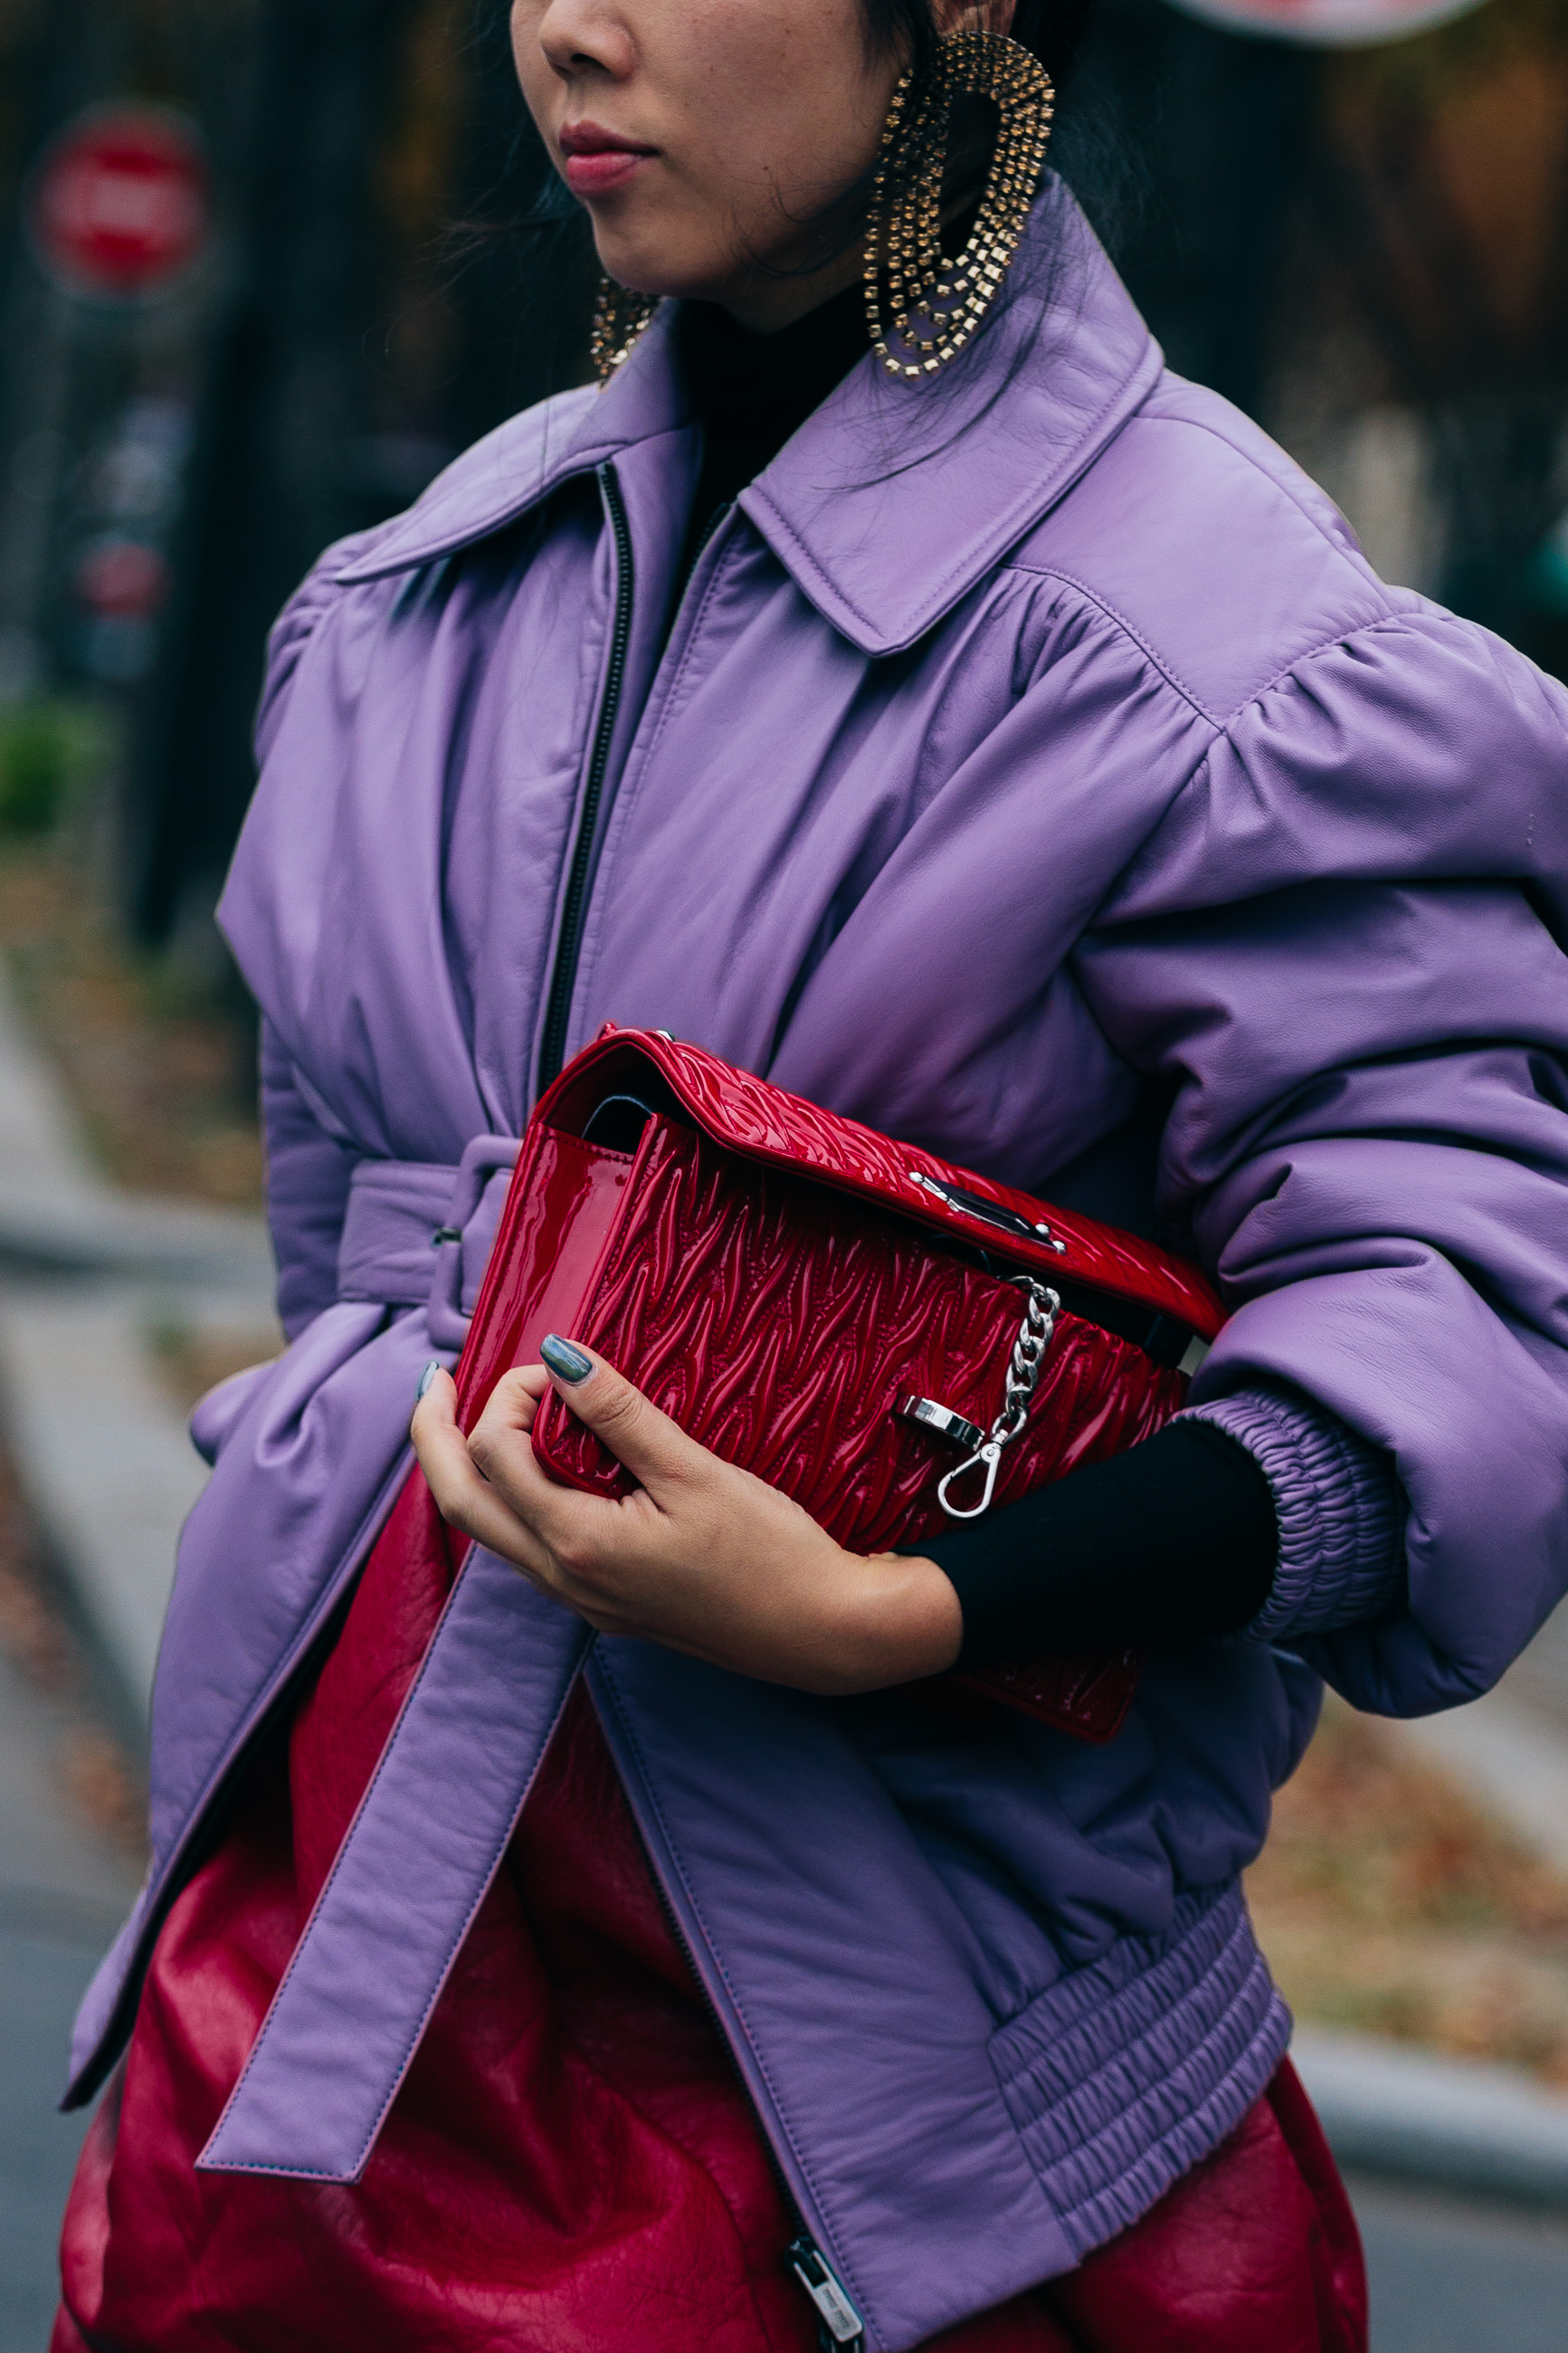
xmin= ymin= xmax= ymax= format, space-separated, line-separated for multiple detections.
xmin=669 ymin=286 xmax=1281 ymax=1665
xmin=673 ymin=284 xmax=868 ymax=591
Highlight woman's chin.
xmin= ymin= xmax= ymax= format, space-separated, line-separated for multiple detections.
xmin=590 ymin=232 xmax=731 ymax=310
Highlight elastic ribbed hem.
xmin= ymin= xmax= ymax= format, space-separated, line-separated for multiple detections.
xmin=990 ymin=1882 xmax=1290 ymax=2260
xmin=1183 ymin=1385 xmax=1405 ymax=1641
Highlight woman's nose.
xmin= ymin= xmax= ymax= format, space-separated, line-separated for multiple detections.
xmin=535 ymin=0 xmax=636 ymax=84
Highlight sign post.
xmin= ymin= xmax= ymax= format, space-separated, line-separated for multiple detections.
xmin=26 ymin=104 xmax=211 ymax=304
xmin=0 ymin=105 xmax=212 ymax=695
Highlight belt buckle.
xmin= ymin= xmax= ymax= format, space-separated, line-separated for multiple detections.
xmin=426 ymin=1133 xmax=519 ymax=1349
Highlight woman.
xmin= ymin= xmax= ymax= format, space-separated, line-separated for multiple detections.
xmin=53 ymin=0 xmax=1568 ymax=2339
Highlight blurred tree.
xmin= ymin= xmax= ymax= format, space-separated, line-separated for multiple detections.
xmin=1311 ymin=0 xmax=1568 ymax=662
xmin=1073 ymin=0 xmax=1568 ymax=672
xmin=122 ymin=0 xmax=589 ymax=957
xmin=125 ymin=0 xmax=423 ymax=951
xmin=1070 ymin=0 xmax=1319 ymax=425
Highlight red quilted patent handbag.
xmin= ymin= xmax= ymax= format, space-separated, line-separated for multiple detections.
xmin=451 ymin=1025 xmax=1224 ymax=1745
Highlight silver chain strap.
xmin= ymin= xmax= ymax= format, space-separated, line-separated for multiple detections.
xmin=936 ymin=1278 xmax=1060 ymax=1521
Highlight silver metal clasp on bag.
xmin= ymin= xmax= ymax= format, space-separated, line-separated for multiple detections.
xmin=897 ymin=1276 xmax=1060 ymax=1521
xmin=907 ymin=1166 xmax=1067 ymax=1253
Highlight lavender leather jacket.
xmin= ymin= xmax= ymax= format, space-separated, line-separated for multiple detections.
xmin=68 ymin=184 xmax=1568 ymax=2349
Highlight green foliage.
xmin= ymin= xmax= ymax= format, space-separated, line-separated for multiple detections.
xmin=0 ymin=700 xmax=110 ymax=835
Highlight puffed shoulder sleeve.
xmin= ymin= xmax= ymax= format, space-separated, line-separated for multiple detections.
xmin=253 ymin=525 xmax=390 ymax=767
xmin=1074 ymin=603 xmax=1568 ymax=1718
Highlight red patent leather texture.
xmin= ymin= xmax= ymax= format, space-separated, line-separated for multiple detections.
xmin=541 ymin=1029 xmax=1224 ymax=1337
xmin=453 ymin=1031 xmax=1227 ymax=1744
xmin=52 ymin=1469 xmax=1365 ymax=2353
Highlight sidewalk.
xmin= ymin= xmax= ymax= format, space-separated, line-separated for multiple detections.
xmin=0 ymin=961 xmax=273 ymax=1721
xmin=1392 ymin=1679 xmax=1568 ymax=1881
xmin=1295 ymin=2027 xmax=1568 ymax=2203
xmin=0 ymin=963 xmax=273 ymax=2345
xmin=0 ymin=1614 xmax=143 ymax=2353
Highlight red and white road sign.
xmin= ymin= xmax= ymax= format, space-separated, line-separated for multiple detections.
xmin=74 ymin=536 xmax=170 ymax=620
xmin=28 ymin=104 xmax=210 ymax=300
xmin=1164 ymin=0 xmax=1487 ymax=41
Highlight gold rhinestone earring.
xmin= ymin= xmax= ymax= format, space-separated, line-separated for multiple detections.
xmin=591 ymin=278 xmax=659 ymax=386
xmin=865 ymin=29 xmax=1054 ymax=382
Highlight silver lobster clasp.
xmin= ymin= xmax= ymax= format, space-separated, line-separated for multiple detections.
xmin=928 ymin=1277 xmax=1060 ymax=1524
xmin=936 ymin=1437 xmax=1005 ymax=1520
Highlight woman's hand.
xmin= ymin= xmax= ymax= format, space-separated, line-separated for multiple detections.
xmin=410 ymin=1339 xmax=963 ymax=1696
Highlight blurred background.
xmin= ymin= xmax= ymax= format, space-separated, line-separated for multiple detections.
xmin=3 ymin=0 xmax=1568 ymax=2346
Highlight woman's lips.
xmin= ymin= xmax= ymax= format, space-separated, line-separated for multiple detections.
xmin=559 ymin=122 xmax=657 ymax=197
xmin=563 ymin=149 xmax=648 ymax=194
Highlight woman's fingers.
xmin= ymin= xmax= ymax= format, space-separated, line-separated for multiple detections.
xmin=409 ymin=1352 xmax=963 ymax=1691
xmin=469 ymin=1363 xmax=548 ymax=1434
xmin=410 ymin=1367 xmax=556 ymax=1577
xmin=415 ymin=1347 xmax=844 ymax=1668
xmin=413 ymin=1358 xmax=669 ymax=1611
xmin=470 ymin=1343 xmax=706 ymax=1527
xmin=409 ymin=1364 xmax=463 ymax=1467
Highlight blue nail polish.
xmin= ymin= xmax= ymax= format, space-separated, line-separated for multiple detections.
xmin=415 ymin=1358 xmax=442 ymax=1402
xmin=541 ymin=1333 xmax=593 ymax=1385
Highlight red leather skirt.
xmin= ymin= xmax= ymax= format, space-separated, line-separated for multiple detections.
xmin=54 ymin=1481 xmax=1367 ymax=2353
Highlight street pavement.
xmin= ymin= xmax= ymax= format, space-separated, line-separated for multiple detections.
xmin=1351 ymin=2175 xmax=1568 ymax=2352
xmin=0 ymin=1612 xmax=140 ymax=2353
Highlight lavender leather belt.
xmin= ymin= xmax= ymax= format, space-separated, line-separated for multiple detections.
xmin=199 ymin=1548 xmax=591 ymax=2179
xmin=196 ymin=1131 xmax=604 ymax=2182
xmin=336 ymin=1132 xmax=520 ymax=1348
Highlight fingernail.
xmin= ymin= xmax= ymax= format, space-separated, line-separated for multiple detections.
xmin=540 ymin=1334 xmax=593 ymax=1385
xmin=415 ymin=1358 xmax=442 ymax=1402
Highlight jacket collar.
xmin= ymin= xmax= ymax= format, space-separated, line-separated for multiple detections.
xmin=337 ymin=181 xmax=1160 ymax=658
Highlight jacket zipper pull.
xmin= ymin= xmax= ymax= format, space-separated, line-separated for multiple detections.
xmin=786 ymin=2234 xmax=865 ymax=2350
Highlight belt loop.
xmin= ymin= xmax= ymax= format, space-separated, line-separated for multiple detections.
xmin=426 ymin=1134 xmax=519 ymax=1349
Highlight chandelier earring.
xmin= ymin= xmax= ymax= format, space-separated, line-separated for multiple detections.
xmin=865 ymin=28 xmax=1054 ymax=381
xmin=591 ymin=277 xmax=660 ymax=386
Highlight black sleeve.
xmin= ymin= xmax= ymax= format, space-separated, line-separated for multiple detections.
xmin=915 ymin=1418 xmax=1278 ymax=1667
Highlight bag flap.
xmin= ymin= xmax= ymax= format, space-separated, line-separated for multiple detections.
xmin=536 ymin=1025 xmax=1223 ymax=1341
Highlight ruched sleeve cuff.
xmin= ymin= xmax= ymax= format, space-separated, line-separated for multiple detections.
xmin=1183 ymin=1385 xmax=1406 ymax=1643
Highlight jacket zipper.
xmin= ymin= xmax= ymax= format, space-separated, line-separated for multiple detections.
xmin=787 ymin=2234 xmax=868 ymax=2349
xmin=645 ymin=1865 xmax=866 ymax=2348
xmin=541 ymin=497 xmax=862 ymax=2341
xmin=537 ymin=462 xmax=635 ymax=1094
xmin=601 ymin=1683 xmax=867 ymax=2348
